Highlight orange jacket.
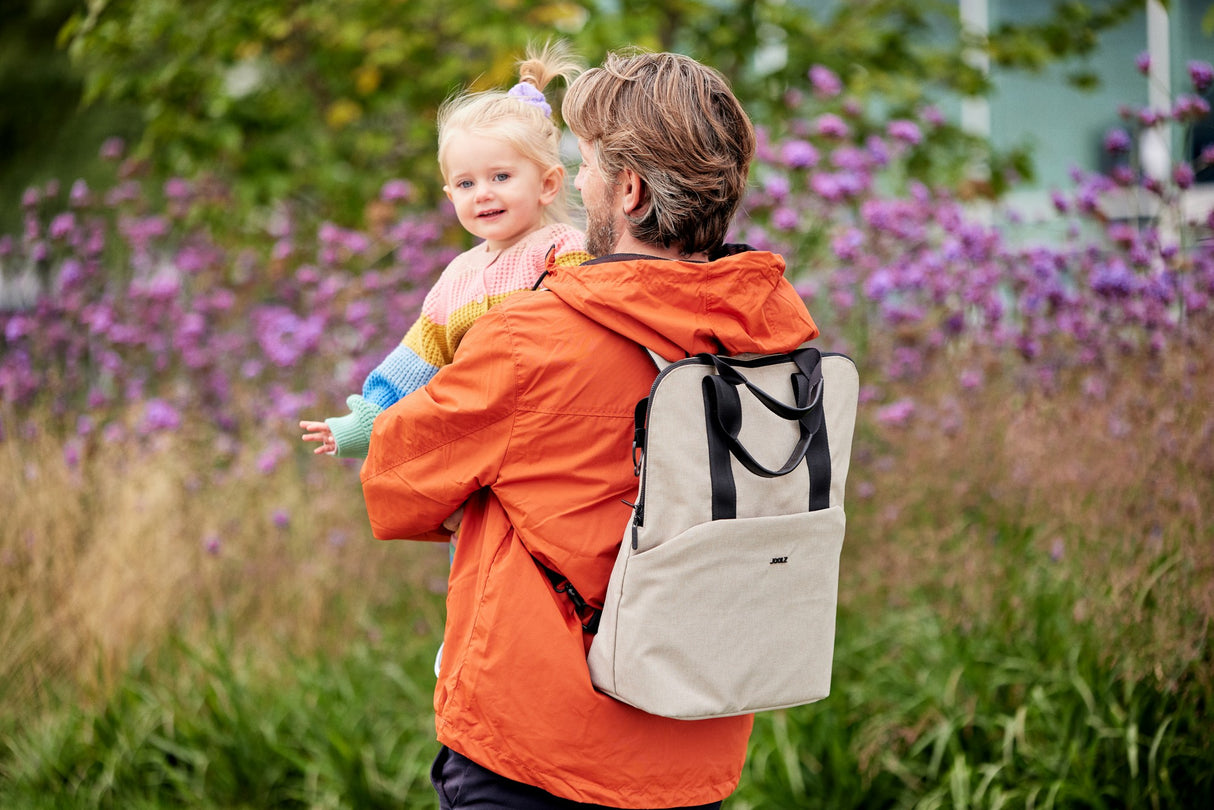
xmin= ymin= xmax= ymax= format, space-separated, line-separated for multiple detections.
xmin=361 ymin=247 xmax=819 ymax=807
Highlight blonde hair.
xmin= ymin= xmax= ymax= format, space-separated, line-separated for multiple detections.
xmin=562 ymin=50 xmax=755 ymax=256
xmin=437 ymin=41 xmax=583 ymax=225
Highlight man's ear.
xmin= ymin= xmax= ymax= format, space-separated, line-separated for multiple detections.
xmin=539 ymin=165 xmax=564 ymax=206
xmin=618 ymin=168 xmax=648 ymax=217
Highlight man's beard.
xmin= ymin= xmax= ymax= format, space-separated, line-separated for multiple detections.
xmin=585 ymin=198 xmax=619 ymax=257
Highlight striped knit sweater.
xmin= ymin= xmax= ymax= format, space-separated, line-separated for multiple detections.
xmin=326 ymin=222 xmax=589 ymax=457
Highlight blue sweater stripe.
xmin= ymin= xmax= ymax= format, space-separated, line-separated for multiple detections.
xmin=362 ymin=342 xmax=441 ymax=411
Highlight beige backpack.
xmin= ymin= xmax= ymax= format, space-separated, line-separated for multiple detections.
xmin=581 ymin=346 xmax=860 ymax=720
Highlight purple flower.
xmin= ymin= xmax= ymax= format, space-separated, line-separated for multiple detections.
xmin=272 ymin=509 xmax=290 ymax=529
xmin=4 ymin=315 xmax=29 ymax=342
xmin=1135 ymin=51 xmax=1151 ymax=75
xmin=831 ymin=145 xmax=870 ymax=171
xmin=57 ymin=259 xmax=85 ymax=290
xmin=1090 ymin=260 xmax=1136 ymax=297
xmin=1174 ymin=162 xmax=1195 ymax=189
xmin=174 ymin=244 xmax=212 ymax=274
xmin=253 ymin=306 xmax=324 ymax=367
xmin=380 ymin=179 xmax=414 ymax=203
xmin=875 ymin=399 xmax=915 ymax=428
xmin=864 ymin=269 xmax=895 ymax=301
xmin=48 ymin=212 xmax=76 ymax=240
xmin=808 ymin=65 xmax=842 ymax=98
xmin=256 ymin=441 xmax=289 ymax=474
xmin=21 ymin=187 xmax=39 ymax=208
xmin=1137 ymin=108 xmax=1164 ymax=128
xmin=763 ymin=174 xmax=791 ymax=200
xmin=203 ymin=534 xmax=222 ymax=555
xmin=831 ymin=228 xmax=864 ymax=262
xmin=241 ymin=358 xmax=263 ymax=379
xmin=164 ymin=177 xmax=193 ymax=200
xmin=141 ymin=398 xmax=182 ymax=432
xmin=64 ymin=439 xmax=82 ymax=470
xmin=1103 ymin=128 xmax=1132 ymax=154
xmin=1173 ymin=94 xmax=1211 ymax=124
xmin=865 ymin=135 xmax=890 ymax=167
xmin=1110 ymin=165 xmax=1136 ymax=186
xmin=810 ymin=172 xmax=846 ymax=201
xmin=341 ymin=230 xmax=370 ymax=254
xmin=919 ymin=105 xmax=945 ymax=127
xmin=888 ymin=120 xmax=922 ymax=146
xmin=99 ymin=137 xmax=125 ymax=161
xmin=69 ymin=179 xmax=89 ymax=207
xmin=772 ymin=207 xmax=799 ymax=231
xmin=1188 ymin=60 xmax=1214 ymax=93
xmin=318 ymin=221 xmax=341 ymax=245
xmin=780 ymin=139 xmax=819 ymax=169
xmin=814 ymin=114 xmax=850 ymax=139
xmin=345 ymin=299 xmax=374 ymax=326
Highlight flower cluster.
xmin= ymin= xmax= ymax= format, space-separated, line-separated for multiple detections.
xmin=737 ymin=61 xmax=1214 ymax=410
xmin=0 ymin=144 xmax=459 ymax=451
xmin=3 ymin=58 xmax=1212 ymax=460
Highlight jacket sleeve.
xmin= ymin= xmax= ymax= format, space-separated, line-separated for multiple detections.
xmin=359 ymin=309 xmax=517 ymax=541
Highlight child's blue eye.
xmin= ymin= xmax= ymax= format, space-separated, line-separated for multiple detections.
xmin=457 ymin=180 xmax=474 ymax=189
xmin=494 ymin=173 xmax=510 ymax=182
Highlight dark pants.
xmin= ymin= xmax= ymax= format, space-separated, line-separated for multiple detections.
xmin=430 ymin=746 xmax=725 ymax=810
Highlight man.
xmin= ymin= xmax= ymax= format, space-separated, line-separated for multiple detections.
xmin=361 ymin=51 xmax=820 ymax=809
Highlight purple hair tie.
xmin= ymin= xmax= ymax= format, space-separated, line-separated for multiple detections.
xmin=508 ymin=82 xmax=552 ymax=117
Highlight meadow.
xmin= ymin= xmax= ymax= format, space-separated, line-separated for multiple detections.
xmin=1 ymin=62 xmax=1212 ymax=808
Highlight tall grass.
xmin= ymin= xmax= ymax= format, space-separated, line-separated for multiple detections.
xmin=2 ymin=346 xmax=1211 ymax=808
xmin=0 ymin=426 xmax=450 ymax=718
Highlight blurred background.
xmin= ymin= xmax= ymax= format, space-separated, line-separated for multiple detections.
xmin=1 ymin=1 xmax=1212 ymax=808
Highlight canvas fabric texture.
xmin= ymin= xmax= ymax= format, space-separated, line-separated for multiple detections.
xmin=586 ymin=347 xmax=859 ymax=720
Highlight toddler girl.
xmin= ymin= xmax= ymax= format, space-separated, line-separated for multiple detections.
xmin=301 ymin=41 xmax=588 ymax=459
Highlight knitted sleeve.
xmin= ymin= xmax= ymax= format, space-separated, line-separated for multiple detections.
xmin=325 ymin=395 xmax=384 ymax=458
xmin=328 ymin=224 xmax=587 ymax=458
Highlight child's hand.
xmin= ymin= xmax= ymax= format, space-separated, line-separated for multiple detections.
xmin=443 ymin=506 xmax=465 ymax=533
xmin=299 ymin=420 xmax=337 ymax=455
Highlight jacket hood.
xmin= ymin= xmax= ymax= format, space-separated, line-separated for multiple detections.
xmin=542 ymin=246 xmax=819 ymax=361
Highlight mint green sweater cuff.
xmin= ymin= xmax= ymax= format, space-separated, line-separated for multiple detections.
xmin=326 ymin=395 xmax=383 ymax=458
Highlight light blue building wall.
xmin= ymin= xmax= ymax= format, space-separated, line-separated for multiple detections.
xmin=971 ymin=0 xmax=1212 ymax=226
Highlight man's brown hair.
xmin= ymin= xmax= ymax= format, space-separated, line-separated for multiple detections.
xmin=562 ymin=51 xmax=756 ymax=256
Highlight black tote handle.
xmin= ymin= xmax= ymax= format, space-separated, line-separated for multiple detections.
xmin=701 ymin=350 xmax=824 ymax=479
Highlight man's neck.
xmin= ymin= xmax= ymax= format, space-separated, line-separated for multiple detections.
xmin=612 ymin=232 xmax=707 ymax=263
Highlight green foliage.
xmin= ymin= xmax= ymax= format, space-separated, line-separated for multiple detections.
xmin=1 ymin=535 xmax=1209 ymax=809
xmin=50 ymin=0 xmax=1152 ymax=225
xmin=730 ymin=529 xmax=1214 ymax=809
xmin=0 ymin=0 xmax=141 ymax=231
xmin=0 ymin=617 xmax=447 ymax=809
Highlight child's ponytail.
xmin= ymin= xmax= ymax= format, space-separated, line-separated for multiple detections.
xmin=516 ymin=39 xmax=583 ymax=96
